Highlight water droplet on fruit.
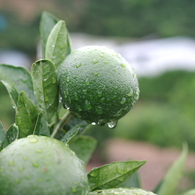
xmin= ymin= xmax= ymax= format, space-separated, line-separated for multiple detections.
xmin=76 ymin=63 xmax=81 ymax=68
xmin=84 ymin=100 xmax=92 ymax=110
xmin=93 ymin=59 xmax=98 ymax=64
xmin=18 ymin=167 xmax=24 ymax=172
xmin=71 ymin=187 xmax=77 ymax=192
xmin=0 ymin=168 xmax=4 ymax=172
xmin=120 ymin=97 xmax=126 ymax=104
xmin=107 ymin=120 xmax=118 ymax=129
xmin=63 ymin=103 xmax=70 ymax=110
xmin=8 ymin=160 xmax=13 ymax=166
xmin=66 ymin=77 xmax=70 ymax=82
xmin=36 ymin=149 xmax=42 ymax=153
xmin=74 ymin=92 xmax=79 ymax=100
xmin=104 ymin=61 xmax=108 ymax=64
xmin=121 ymin=63 xmax=126 ymax=67
xmin=32 ymin=161 xmax=39 ymax=167
xmin=23 ymin=157 xmax=27 ymax=160
xmin=96 ymin=106 xmax=103 ymax=115
xmin=15 ymin=179 xmax=20 ymax=184
xmin=97 ymin=91 xmax=102 ymax=97
xmin=85 ymin=78 xmax=90 ymax=85
xmin=30 ymin=138 xmax=38 ymax=143
xmin=93 ymin=72 xmax=98 ymax=76
xmin=83 ymin=89 xmax=87 ymax=94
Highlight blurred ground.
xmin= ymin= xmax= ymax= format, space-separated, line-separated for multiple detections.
xmin=86 ymin=139 xmax=195 ymax=191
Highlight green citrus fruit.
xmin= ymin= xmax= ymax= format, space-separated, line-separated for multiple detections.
xmin=0 ymin=135 xmax=89 ymax=195
xmin=58 ymin=46 xmax=139 ymax=127
xmin=89 ymin=188 xmax=156 ymax=195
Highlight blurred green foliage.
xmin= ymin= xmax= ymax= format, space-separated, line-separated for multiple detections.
xmin=87 ymin=70 xmax=195 ymax=151
xmin=1 ymin=0 xmax=195 ymax=54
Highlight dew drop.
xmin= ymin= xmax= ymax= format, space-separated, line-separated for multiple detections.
xmin=93 ymin=59 xmax=98 ymax=64
xmin=8 ymin=160 xmax=13 ymax=166
xmin=43 ymin=78 xmax=47 ymax=82
xmin=52 ymin=45 xmax=54 ymax=48
xmin=121 ymin=63 xmax=126 ymax=67
xmin=32 ymin=161 xmax=39 ymax=167
xmin=97 ymin=91 xmax=102 ymax=98
xmin=96 ymin=107 xmax=103 ymax=115
xmin=18 ymin=167 xmax=24 ymax=172
xmin=83 ymin=89 xmax=87 ymax=94
xmin=84 ymin=100 xmax=92 ymax=110
xmin=74 ymin=92 xmax=79 ymax=100
xmin=36 ymin=149 xmax=42 ymax=153
xmin=0 ymin=168 xmax=4 ymax=172
xmin=85 ymin=78 xmax=90 ymax=85
xmin=12 ymin=106 xmax=15 ymax=109
xmin=15 ymin=179 xmax=20 ymax=184
xmin=23 ymin=157 xmax=27 ymax=160
xmin=63 ymin=103 xmax=70 ymax=110
xmin=104 ymin=61 xmax=108 ymax=64
xmin=30 ymin=138 xmax=38 ymax=143
xmin=66 ymin=77 xmax=70 ymax=82
xmin=71 ymin=187 xmax=77 ymax=192
xmin=91 ymin=122 xmax=96 ymax=125
xmin=93 ymin=72 xmax=98 ymax=76
xmin=107 ymin=120 xmax=118 ymax=129
xmin=76 ymin=63 xmax=81 ymax=68
xmin=120 ymin=97 xmax=126 ymax=105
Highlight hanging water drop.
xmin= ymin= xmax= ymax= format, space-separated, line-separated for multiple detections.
xmin=107 ymin=120 xmax=118 ymax=129
xmin=91 ymin=122 xmax=96 ymax=125
xmin=63 ymin=103 xmax=70 ymax=110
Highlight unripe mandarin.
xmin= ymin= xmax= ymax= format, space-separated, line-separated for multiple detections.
xmin=58 ymin=46 xmax=139 ymax=127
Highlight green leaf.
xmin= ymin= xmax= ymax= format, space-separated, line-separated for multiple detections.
xmin=31 ymin=59 xmax=58 ymax=125
xmin=158 ymin=144 xmax=188 ymax=195
xmin=40 ymin=11 xmax=59 ymax=58
xmin=89 ymin=188 xmax=156 ymax=195
xmin=182 ymin=189 xmax=195 ymax=195
xmin=61 ymin=124 xmax=80 ymax=144
xmin=88 ymin=160 xmax=146 ymax=191
xmin=70 ymin=135 xmax=97 ymax=165
xmin=15 ymin=91 xmax=39 ymax=138
xmin=0 ymin=122 xmax=9 ymax=151
xmin=65 ymin=32 xmax=72 ymax=56
xmin=33 ymin=112 xmax=50 ymax=137
xmin=45 ymin=20 xmax=68 ymax=69
xmin=121 ymin=172 xmax=140 ymax=188
xmin=0 ymin=64 xmax=36 ymax=107
xmin=6 ymin=123 xmax=19 ymax=143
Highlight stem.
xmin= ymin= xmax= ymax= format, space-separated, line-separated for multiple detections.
xmin=51 ymin=110 xmax=72 ymax=138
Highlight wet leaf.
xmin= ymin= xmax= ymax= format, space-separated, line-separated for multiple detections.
xmin=70 ymin=135 xmax=97 ymax=165
xmin=31 ymin=59 xmax=58 ymax=125
xmin=88 ymin=160 xmax=146 ymax=191
xmin=0 ymin=64 xmax=36 ymax=107
xmin=40 ymin=11 xmax=59 ymax=58
xmin=15 ymin=91 xmax=39 ymax=138
xmin=89 ymin=188 xmax=156 ymax=195
xmin=0 ymin=122 xmax=9 ymax=151
xmin=33 ymin=112 xmax=50 ymax=137
xmin=6 ymin=123 xmax=19 ymax=143
xmin=61 ymin=124 xmax=80 ymax=144
xmin=158 ymin=143 xmax=188 ymax=195
xmin=45 ymin=20 xmax=68 ymax=69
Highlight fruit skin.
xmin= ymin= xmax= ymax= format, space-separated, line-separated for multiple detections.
xmin=58 ymin=46 xmax=139 ymax=125
xmin=0 ymin=135 xmax=89 ymax=195
xmin=88 ymin=188 xmax=156 ymax=195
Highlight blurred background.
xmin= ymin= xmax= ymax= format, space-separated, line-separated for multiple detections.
xmin=1 ymin=0 xmax=195 ymax=192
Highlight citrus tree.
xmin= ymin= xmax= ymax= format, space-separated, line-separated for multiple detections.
xmin=0 ymin=11 xmax=190 ymax=195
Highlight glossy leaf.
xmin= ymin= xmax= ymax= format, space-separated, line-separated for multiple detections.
xmin=33 ymin=112 xmax=50 ymax=137
xmin=31 ymin=59 xmax=58 ymax=124
xmin=45 ymin=20 xmax=68 ymax=69
xmin=70 ymin=135 xmax=97 ymax=165
xmin=40 ymin=11 xmax=59 ymax=58
xmin=0 ymin=122 xmax=9 ymax=151
xmin=61 ymin=124 xmax=80 ymax=144
xmin=0 ymin=64 xmax=36 ymax=107
xmin=89 ymin=188 xmax=156 ymax=195
xmin=158 ymin=144 xmax=188 ymax=195
xmin=65 ymin=32 xmax=72 ymax=56
xmin=15 ymin=91 xmax=39 ymax=138
xmin=6 ymin=123 xmax=19 ymax=143
xmin=88 ymin=160 xmax=146 ymax=191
